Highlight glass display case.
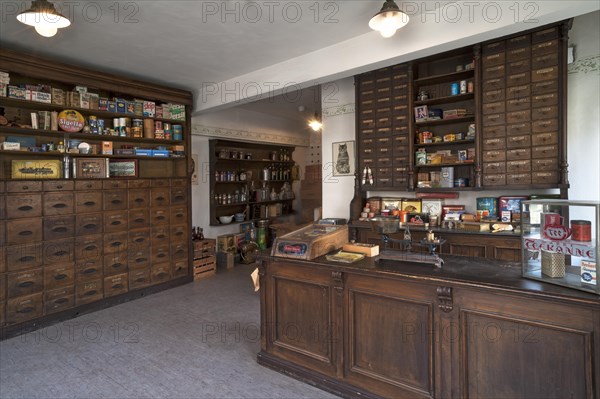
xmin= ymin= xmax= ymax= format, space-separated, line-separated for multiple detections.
xmin=521 ymin=200 xmax=599 ymax=294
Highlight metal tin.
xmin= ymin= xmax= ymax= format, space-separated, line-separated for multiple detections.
xmin=571 ymin=220 xmax=592 ymax=242
xmin=454 ymin=178 xmax=467 ymax=187
xmin=460 ymin=80 xmax=467 ymax=94
xmin=451 ymin=82 xmax=460 ymax=96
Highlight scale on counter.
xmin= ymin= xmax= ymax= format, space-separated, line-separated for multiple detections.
xmin=370 ymin=217 xmax=446 ymax=268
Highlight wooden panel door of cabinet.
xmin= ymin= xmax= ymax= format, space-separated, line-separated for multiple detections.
xmin=344 ymin=274 xmax=436 ymax=399
xmin=265 ymin=261 xmax=339 ymax=378
xmin=454 ymin=289 xmax=599 ymax=398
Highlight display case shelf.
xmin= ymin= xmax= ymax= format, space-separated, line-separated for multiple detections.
xmin=414 ymin=93 xmax=474 ymax=106
xmin=414 ymin=69 xmax=475 ymax=86
xmin=415 ymin=139 xmax=475 ymax=148
xmin=521 ymin=200 xmax=599 ymax=295
xmin=415 ymin=116 xmax=475 ymax=127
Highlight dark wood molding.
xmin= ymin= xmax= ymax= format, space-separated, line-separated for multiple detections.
xmin=436 ymin=286 xmax=453 ymax=313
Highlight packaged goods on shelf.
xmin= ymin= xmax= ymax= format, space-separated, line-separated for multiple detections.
xmin=51 ymin=88 xmax=64 ymax=105
xmin=98 ymin=97 xmax=108 ymax=110
xmin=143 ymin=100 xmax=156 ymax=117
xmin=443 ymin=109 xmax=467 ymax=119
xmin=8 ymin=85 xmax=26 ymax=99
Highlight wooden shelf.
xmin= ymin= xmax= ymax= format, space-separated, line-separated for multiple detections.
xmin=214 ymin=181 xmax=248 ymax=184
xmin=415 ymin=116 xmax=475 ymax=127
xmin=415 ymin=187 xmax=475 ymax=192
xmin=215 ymin=157 xmax=294 ymax=165
xmin=415 ymin=162 xmax=475 ymax=168
xmin=414 ymin=93 xmax=474 ymax=106
xmin=415 ymin=139 xmax=475 ymax=148
xmin=0 ymin=97 xmax=185 ymax=124
xmin=0 ymin=149 xmax=185 ymax=160
xmin=414 ymin=69 xmax=474 ymax=86
xmin=0 ymin=126 xmax=184 ymax=145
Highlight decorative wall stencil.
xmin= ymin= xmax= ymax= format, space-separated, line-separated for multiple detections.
xmin=568 ymin=54 xmax=600 ymax=75
xmin=192 ymin=124 xmax=309 ymax=146
xmin=323 ymin=103 xmax=356 ymax=117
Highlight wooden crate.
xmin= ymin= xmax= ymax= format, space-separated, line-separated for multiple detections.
xmin=193 ymin=255 xmax=216 ymax=281
xmin=194 ymin=239 xmax=216 ymax=257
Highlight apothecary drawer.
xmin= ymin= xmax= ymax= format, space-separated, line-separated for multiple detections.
xmin=532 ymin=171 xmax=559 ymax=184
xmin=532 ymin=158 xmax=558 ymax=172
xmin=43 ymin=215 xmax=75 ymax=241
xmin=483 ymin=150 xmax=506 ymax=162
xmin=507 ymin=160 xmax=532 ymax=173
xmin=532 ymin=39 xmax=558 ymax=56
xmin=44 ymin=287 xmax=74 ymax=315
xmin=7 ymin=218 xmax=42 ymax=244
xmin=103 ymin=180 xmax=127 ymax=190
xmin=43 ymin=180 xmax=73 ymax=192
xmin=104 ymin=273 xmax=128 ymax=298
xmin=482 ymin=88 xmax=505 ymax=103
xmin=532 ymin=66 xmax=559 ymax=82
xmin=129 ymin=268 xmax=150 ymax=290
xmin=151 ymin=226 xmax=170 ymax=243
xmin=44 ymin=263 xmax=74 ymax=290
xmin=103 ymin=191 xmax=128 ymax=211
xmin=152 ymin=245 xmax=170 ymax=264
xmin=151 ymin=188 xmax=170 ymax=207
xmin=532 ymin=92 xmax=558 ymax=107
xmin=483 ymin=162 xmax=506 ymax=174
xmin=128 ymin=189 xmax=150 ymax=209
xmin=5 ymin=243 xmax=42 ymax=271
xmin=43 ymin=192 xmax=74 ymax=216
xmin=483 ymin=138 xmax=506 ymax=151
xmin=103 ymin=210 xmax=128 ymax=233
xmin=129 ymin=229 xmax=151 ymax=248
xmin=75 ymin=235 xmax=103 ymax=261
xmin=507 ymin=72 xmax=530 ymax=86
xmin=103 ymin=232 xmax=128 ymax=255
xmin=128 ymin=209 xmax=150 ymax=230
xmin=151 ymin=208 xmax=170 ymax=226
xmin=483 ymin=174 xmax=506 ymax=186
xmin=75 ymin=191 xmax=102 ymax=213
xmin=151 ymin=263 xmax=171 ymax=284
xmin=506 ymin=84 xmax=530 ymax=100
xmin=482 ymin=52 xmax=505 ymax=66
xmin=6 ymin=194 xmax=42 ymax=219
xmin=103 ymin=253 xmax=128 ymax=276
xmin=171 ymin=243 xmax=189 ymax=260
xmin=43 ymin=239 xmax=75 ymax=265
xmin=532 ymin=145 xmax=559 ymax=159
xmin=506 ymin=135 xmax=531 ymax=149
xmin=483 ymin=125 xmax=506 ymax=138
xmin=507 ymin=123 xmax=531 ymax=136
xmin=507 ymin=173 xmax=532 ymax=185
xmin=128 ymin=249 xmax=151 ymax=270
xmin=172 ymin=260 xmax=188 ymax=279
xmin=482 ymin=113 xmax=505 ymax=126
xmin=76 ymin=264 xmax=103 ymax=285
xmin=128 ymin=179 xmax=150 ymax=189
xmin=532 ymin=132 xmax=559 ymax=146
xmin=507 ymin=59 xmax=530 ymax=75
xmin=75 ymin=180 xmax=102 ymax=190
xmin=170 ymin=206 xmax=188 ymax=225
xmin=7 ymin=268 xmax=43 ymax=298
xmin=75 ymin=213 xmax=103 ymax=236
xmin=483 ymin=64 xmax=505 ymax=79
xmin=532 ymin=106 xmax=558 ymax=120
xmin=7 ymin=293 xmax=43 ymax=324
xmin=482 ymin=101 xmax=505 ymax=114
xmin=170 ymin=225 xmax=188 ymax=243
xmin=506 ymin=97 xmax=530 ymax=112
xmin=532 ymin=119 xmax=558 ymax=133
xmin=506 ymin=46 xmax=530 ymax=62
xmin=532 ymin=80 xmax=557 ymax=95
xmin=507 ymin=34 xmax=530 ymax=49
xmin=75 ymin=279 xmax=103 ymax=305
xmin=6 ymin=181 xmax=42 ymax=193
xmin=506 ymin=148 xmax=531 ymax=161
xmin=506 ymin=110 xmax=531 ymax=124
xmin=151 ymin=179 xmax=170 ymax=188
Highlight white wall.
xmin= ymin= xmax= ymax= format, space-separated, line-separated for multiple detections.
xmin=321 ymin=77 xmax=357 ymax=219
xmin=568 ymin=11 xmax=600 ymax=202
xmin=320 ymin=12 xmax=600 ymax=218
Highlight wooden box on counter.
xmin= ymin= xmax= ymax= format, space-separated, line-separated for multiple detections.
xmin=271 ymin=224 xmax=348 ymax=260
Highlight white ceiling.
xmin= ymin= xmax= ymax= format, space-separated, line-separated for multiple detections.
xmin=1 ymin=0 xmax=599 ymax=122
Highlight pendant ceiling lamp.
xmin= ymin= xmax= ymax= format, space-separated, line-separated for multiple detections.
xmin=308 ymin=113 xmax=323 ymax=131
xmin=369 ymin=0 xmax=409 ymax=38
xmin=16 ymin=0 xmax=71 ymax=38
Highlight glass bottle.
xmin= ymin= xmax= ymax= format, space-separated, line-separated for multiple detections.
xmin=198 ymin=228 xmax=204 ymax=241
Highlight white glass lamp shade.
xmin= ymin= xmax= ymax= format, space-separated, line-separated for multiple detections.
xmin=369 ymin=0 xmax=409 ymax=38
xmin=16 ymin=0 xmax=71 ymax=37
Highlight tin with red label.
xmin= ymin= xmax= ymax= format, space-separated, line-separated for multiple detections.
xmin=571 ymin=220 xmax=592 ymax=242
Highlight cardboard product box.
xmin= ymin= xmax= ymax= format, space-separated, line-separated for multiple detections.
xmin=98 ymin=98 xmax=109 ymax=111
xmin=35 ymin=91 xmax=51 ymax=103
xmin=170 ymin=104 xmax=186 ymax=121
xmin=88 ymin=93 xmax=99 ymax=110
xmin=115 ymin=98 xmax=126 ymax=113
xmin=581 ymin=260 xmax=597 ymax=286
xmin=143 ymin=101 xmax=156 ymax=117
xmin=80 ymin=93 xmax=90 ymax=109
xmin=0 ymin=83 xmax=7 ymax=97
xmin=440 ymin=167 xmax=454 ymax=188
xmin=217 ymin=234 xmax=235 ymax=252
xmin=51 ymin=88 xmax=65 ymax=105
xmin=101 ymin=141 xmax=113 ymax=155
xmin=217 ymin=251 xmax=235 ymax=269
xmin=8 ymin=86 xmax=26 ymax=99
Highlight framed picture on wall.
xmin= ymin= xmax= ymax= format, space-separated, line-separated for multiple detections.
xmin=332 ymin=140 xmax=355 ymax=176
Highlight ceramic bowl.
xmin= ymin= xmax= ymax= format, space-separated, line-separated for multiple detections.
xmin=219 ymin=215 xmax=234 ymax=224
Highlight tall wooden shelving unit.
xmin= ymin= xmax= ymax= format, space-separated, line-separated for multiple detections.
xmin=0 ymin=49 xmax=194 ymax=338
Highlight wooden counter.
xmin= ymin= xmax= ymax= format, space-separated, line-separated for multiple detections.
xmin=257 ymin=252 xmax=600 ymax=399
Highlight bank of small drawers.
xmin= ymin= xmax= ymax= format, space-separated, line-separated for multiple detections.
xmin=193 ymin=239 xmax=216 ymax=281
xmin=0 ymin=178 xmax=190 ymax=327
xmin=357 ymin=64 xmax=410 ymax=190
xmin=482 ymin=27 xmax=562 ymax=187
